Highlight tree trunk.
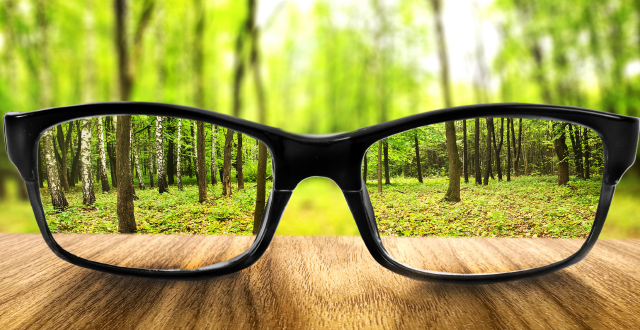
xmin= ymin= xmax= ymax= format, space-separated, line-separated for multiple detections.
xmin=222 ymin=128 xmax=234 ymax=196
xmin=383 ymin=140 xmax=390 ymax=184
xmin=197 ymin=121 xmax=207 ymax=202
xmin=568 ymin=124 xmax=584 ymax=179
xmin=70 ymin=121 xmax=82 ymax=186
xmin=155 ymin=116 xmax=168 ymax=193
xmin=248 ymin=0 xmax=268 ymax=233
xmin=253 ymin=141 xmax=267 ymax=234
xmin=474 ymin=118 xmax=481 ymax=185
xmin=443 ymin=122 xmax=462 ymax=202
xmin=147 ymin=125 xmax=155 ymax=188
xmin=377 ymin=141 xmax=383 ymax=193
xmin=80 ymin=118 xmax=95 ymax=205
xmin=56 ymin=124 xmax=72 ymax=192
xmin=463 ymin=119 xmax=468 ymax=183
xmin=116 ymin=115 xmax=136 ymax=233
xmin=211 ymin=124 xmax=217 ymax=185
xmin=44 ymin=130 xmax=68 ymax=209
xmin=430 ymin=0 xmax=461 ymax=201
xmin=167 ymin=119 xmax=175 ymax=185
xmin=514 ymin=118 xmax=523 ymax=176
xmin=106 ymin=117 xmax=117 ymax=187
xmin=506 ymin=118 xmax=511 ymax=182
xmin=553 ymin=123 xmax=570 ymax=185
xmin=414 ymin=132 xmax=423 ymax=183
xmin=237 ymin=133 xmax=244 ymax=189
xmin=583 ymin=127 xmax=591 ymax=179
xmin=132 ymin=129 xmax=145 ymax=190
xmin=483 ymin=118 xmax=491 ymax=185
xmin=176 ymin=119 xmax=183 ymax=190
xmin=96 ymin=117 xmax=111 ymax=192
xmin=492 ymin=118 xmax=504 ymax=181
xmin=192 ymin=123 xmax=198 ymax=182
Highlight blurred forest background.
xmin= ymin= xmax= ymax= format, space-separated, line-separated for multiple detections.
xmin=0 ymin=0 xmax=639 ymax=237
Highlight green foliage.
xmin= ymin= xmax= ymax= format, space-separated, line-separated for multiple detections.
xmin=42 ymin=181 xmax=272 ymax=235
xmin=368 ymin=176 xmax=600 ymax=238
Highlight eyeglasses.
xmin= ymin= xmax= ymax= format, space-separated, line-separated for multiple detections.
xmin=4 ymin=102 xmax=638 ymax=284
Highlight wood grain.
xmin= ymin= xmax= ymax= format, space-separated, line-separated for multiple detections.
xmin=1 ymin=234 xmax=640 ymax=329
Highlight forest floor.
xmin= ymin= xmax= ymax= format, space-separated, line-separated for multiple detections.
xmin=367 ymin=176 xmax=600 ymax=238
xmin=1 ymin=175 xmax=639 ymax=238
xmin=41 ymin=178 xmax=273 ymax=235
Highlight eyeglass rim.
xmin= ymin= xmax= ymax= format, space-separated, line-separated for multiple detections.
xmin=4 ymin=102 xmax=639 ymax=283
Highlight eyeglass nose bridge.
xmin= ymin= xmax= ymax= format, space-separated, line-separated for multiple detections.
xmin=269 ymin=135 xmax=368 ymax=192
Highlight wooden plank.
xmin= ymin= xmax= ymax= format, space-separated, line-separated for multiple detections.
xmin=0 ymin=234 xmax=639 ymax=329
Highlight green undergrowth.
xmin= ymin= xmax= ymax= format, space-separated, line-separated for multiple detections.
xmin=367 ymin=176 xmax=601 ymax=238
xmin=42 ymin=180 xmax=272 ymax=235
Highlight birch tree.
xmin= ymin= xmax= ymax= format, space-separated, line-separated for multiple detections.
xmin=156 ymin=116 xmax=168 ymax=193
xmin=44 ymin=130 xmax=68 ymax=210
xmin=176 ymin=119 xmax=183 ymax=191
xmin=96 ymin=118 xmax=111 ymax=192
xmin=80 ymin=118 xmax=95 ymax=205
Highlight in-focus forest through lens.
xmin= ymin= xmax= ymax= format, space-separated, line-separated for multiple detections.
xmin=0 ymin=0 xmax=639 ymax=238
xmin=39 ymin=115 xmax=272 ymax=236
xmin=367 ymin=119 xmax=603 ymax=240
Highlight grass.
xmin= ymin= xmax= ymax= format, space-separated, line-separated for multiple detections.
xmin=1 ymin=174 xmax=639 ymax=238
xmin=367 ymin=176 xmax=599 ymax=238
xmin=41 ymin=178 xmax=272 ymax=235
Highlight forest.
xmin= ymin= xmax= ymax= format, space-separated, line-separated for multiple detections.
xmin=0 ymin=0 xmax=638 ymax=237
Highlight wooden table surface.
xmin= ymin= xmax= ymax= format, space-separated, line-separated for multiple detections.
xmin=1 ymin=234 xmax=640 ymax=329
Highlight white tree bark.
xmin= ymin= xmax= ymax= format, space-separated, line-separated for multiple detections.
xmin=176 ymin=118 xmax=183 ymax=190
xmin=96 ymin=117 xmax=110 ymax=192
xmin=44 ymin=129 xmax=68 ymax=209
xmin=193 ymin=121 xmax=198 ymax=179
xmin=147 ymin=124 xmax=155 ymax=187
xmin=81 ymin=118 xmax=95 ymax=205
xmin=211 ymin=124 xmax=217 ymax=185
xmin=156 ymin=116 xmax=168 ymax=193
xmin=132 ymin=128 xmax=145 ymax=190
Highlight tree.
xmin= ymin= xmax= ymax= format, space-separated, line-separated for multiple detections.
xmin=583 ymin=128 xmax=591 ymax=179
xmin=156 ymin=116 xmax=168 ymax=193
xmin=80 ymin=118 xmax=95 ymax=205
xmin=43 ymin=130 xmax=68 ymax=210
xmin=36 ymin=0 xmax=67 ymax=209
xmin=197 ymin=121 xmax=207 ymax=202
xmin=211 ymin=124 xmax=217 ymax=185
xmin=414 ymin=131 xmax=423 ymax=183
xmin=193 ymin=0 xmax=208 ymax=201
xmin=553 ymin=123 xmax=570 ymax=185
xmin=176 ymin=119 xmax=183 ymax=191
xmin=147 ymin=124 xmax=155 ymax=188
xmin=568 ymin=124 xmax=584 ymax=179
xmin=132 ymin=129 xmax=145 ymax=190
xmin=463 ymin=120 xmax=468 ymax=183
xmin=474 ymin=118 xmax=481 ymax=185
xmin=249 ymin=0 xmax=269 ymax=232
xmin=55 ymin=124 xmax=73 ymax=192
xmin=114 ymin=0 xmax=154 ymax=232
xmin=430 ymin=0 xmax=461 ymax=202
xmin=492 ymin=118 xmax=504 ymax=180
xmin=512 ymin=118 xmax=523 ymax=176
xmin=506 ymin=119 xmax=511 ymax=182
xmin=222 ymin=128 xmax=234 ymax=196
xmin=483 ymin=118 xmax=491 ymax=186
xmin=96 ymin=118 xmax=111 ymax=192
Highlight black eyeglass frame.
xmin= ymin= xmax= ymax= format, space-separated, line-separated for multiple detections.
xmin=4 ymin=102 xmax=639 ymax=284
